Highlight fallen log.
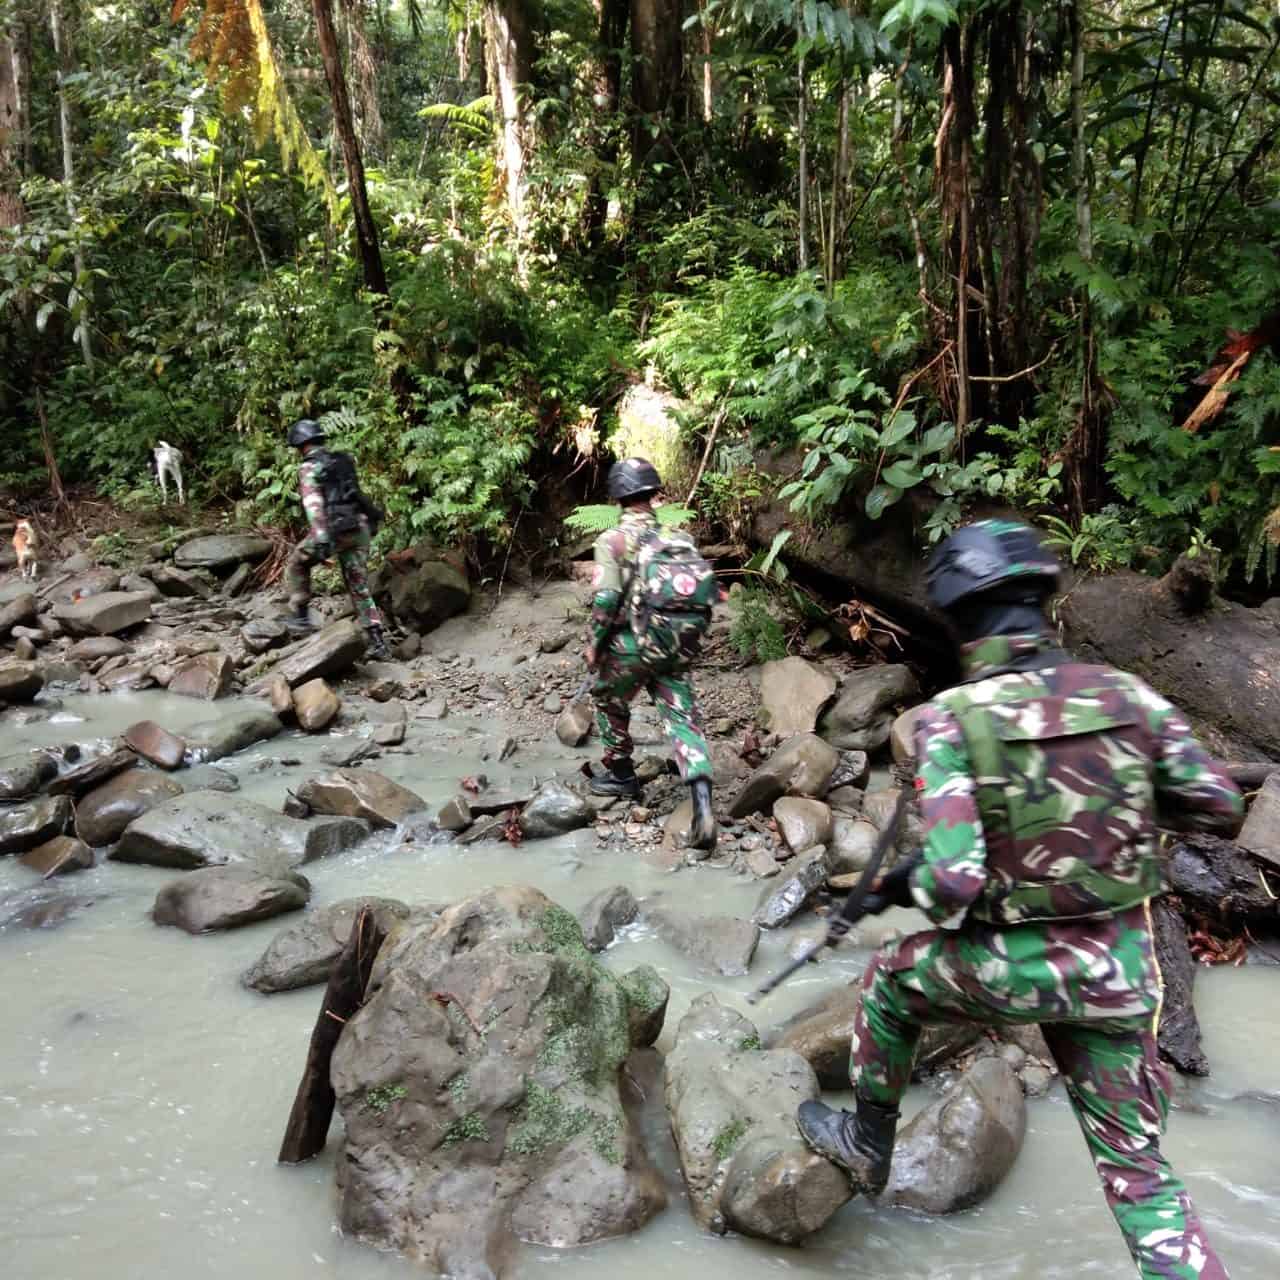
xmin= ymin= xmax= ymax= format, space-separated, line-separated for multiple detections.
xmin=1151 ymin=898 xmax=1209 ymax=1076
xmin=1220 ymin=762 xmax=1279 ymax=792
xmin=278 ymin=907 xmax=388 ymax=1164
xmin=1165 ymin=834 xmax=1280 ymax=924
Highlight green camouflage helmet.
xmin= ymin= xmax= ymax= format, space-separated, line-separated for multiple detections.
xmin=926 ymin=518 xmax=1060 ymax=611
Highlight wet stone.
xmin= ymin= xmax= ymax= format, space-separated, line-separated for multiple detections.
xmin=153 ymin=865 xmax=311 ymax=934
xmin=123 ymin=721 xmax=186 ymax=770
xmin=578 ymin=884 xmax=639 ymax=951
xmin=185 ymin=708 xmax=281 ymax=763
xmin=0 ymin=662 xmax=44 ymax=703
xmin=48 ymin=746 xmax=137 ymax=798
xmin=773 ymin=797 xmax=833 ymax=855
xmin=758 ymin=657 xmax=837 ymax=737
xmin=295 ymin=768 xmax=427 ymax=829
xmin=20 ymin=835 xmax=95 ymax=878
xmin=0 ymin=795 xmax=73 ymax=855
xmin=519 ymin=782 xmax=592 ymax=839
xmin=753 ymin=846 xmax=831 ymax=929
xmin=294 ymin=678 xmax=341 ymax=732
xmin=52 ymin=591 xmax=152 ymax=638
xmin=76 ymin=769 xmax=185 ymax=847
xmin=729 ymin=733 xmax=839 ymax=819
xmin=240 ymin=618 xmax=289 ymax=654
xmin=436 ymin=795 xmax=473 ymax=832
xmin=173 ymin=533 xmax=271 ymax=572
xmin=168 ymin=652 xmax=234 ymax=700
xmin=0 ymin=750 xmax=58 ymax=801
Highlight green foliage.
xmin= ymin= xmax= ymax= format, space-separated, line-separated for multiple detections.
xmin=1040 ymin=509 xmax=1138 ymax=574
xmin=729 ymin=588 xmax=789 ymax=663
xmin=563 ymin=503 xmax=695 ymax=537
xmin=711 ymin=1118 xmax=751 ymax=1161
xmin=508 ymin=1083 xmax=622 ymax=1165
xmin=364 ymin=1083 xmax=408 ymax=1114
xmin=442 ymin=1111 xmax=489 ymax=1145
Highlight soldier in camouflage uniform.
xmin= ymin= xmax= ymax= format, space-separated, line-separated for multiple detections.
xmin=284 ymin=419 xmax=391 ymax=659
xmin=797 ymin=519 xmax=1243 ymax=1280
xmin=585 ymin=458 xmax=717 ymax=850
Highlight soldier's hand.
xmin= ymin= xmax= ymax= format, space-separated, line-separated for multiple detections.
xmin=871 ymin=856 xmax=920 ymax=909
xmin=313 ymin=536 xmax=334 ymax=559
xmin=584 ymin=644 xmax=599 ymax=672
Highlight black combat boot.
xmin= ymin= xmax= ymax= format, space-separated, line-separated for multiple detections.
xmin=364 ymin=626 xmax=391 ymax=660
xmin=589 ymin=758 xmax=642 ymax=798
xmin=688 ymin=778 xmax=718 ymax=850
xmin=284 ymin=605 xmax=315 ymax=637
xmin=796 ymin=1094 xmax=900 ymax=1195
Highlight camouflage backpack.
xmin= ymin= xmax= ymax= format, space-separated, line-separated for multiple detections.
xmin=625 ymin=528 xmax=718 ymax=663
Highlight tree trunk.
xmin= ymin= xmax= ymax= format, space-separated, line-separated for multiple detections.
xmin=584 ymin=0 xmax=627 ymax=251
xmin=310 ymin=0 xmax=389 ymax=297
xmin=341 ymin=0 xmax=385 ymax=156
xmin=0 ymin=33 xmax=23 ymax=229
xmin=278 ymin=907 xmax=389 ymax=1164
xmin=485 ymin=0 xmax=534 ymax=238
xmin=797 ymin=50 xmax=808 ymax=271
xmin=1062 ymin=0 xmax=1106 ymax=515
xmin=49 ymin=0 xmax=92 ymax=369
xmin=630 ymin=0 xmax=683 ymax=170
xmin=698 ymin=0 xmax=713 ymax=122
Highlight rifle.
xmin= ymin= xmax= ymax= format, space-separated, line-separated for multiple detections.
xmin=746 ymin=791 xmax=909 ymax=1006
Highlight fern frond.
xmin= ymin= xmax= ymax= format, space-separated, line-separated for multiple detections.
xmin=418 ymin=99 xmax=492 ymax=138
xmin=564 ymin=503 xmax=695 ymax=537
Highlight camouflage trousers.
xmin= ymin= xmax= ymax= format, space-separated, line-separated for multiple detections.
xmin=592 ymin=650 xmax=713 ymax=782
xmin=851 ymin=904 xmax=1227 ymax=1280
xmin=285 ymin=527 xmax=384 ymax=631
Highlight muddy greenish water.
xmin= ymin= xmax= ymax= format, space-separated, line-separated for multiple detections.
xmin=2 ymin=692 xmax=1278 ymax=1278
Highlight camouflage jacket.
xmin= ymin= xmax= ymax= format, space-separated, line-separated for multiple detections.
xmin=298 ymin=452 xmax=367 ymax=547
xmin=588 ymin=507 xmax=656 ymax=657
xmin=908 ymin=632 xmax=1244 ymax=929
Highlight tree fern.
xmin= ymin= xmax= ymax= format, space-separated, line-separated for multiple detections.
xmin=418 ymin=98 xmax=493 ymax=139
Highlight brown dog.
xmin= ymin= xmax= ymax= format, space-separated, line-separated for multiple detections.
xmin=13 ymin=519 xmax=38 ymax=580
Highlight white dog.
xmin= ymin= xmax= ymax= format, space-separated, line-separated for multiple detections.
xmin=153 ymin=441 xmax=185 ymax=505
xmin=13 ymin=518 xmax=39 ymax=580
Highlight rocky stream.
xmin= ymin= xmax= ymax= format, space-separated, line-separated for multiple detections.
xmin=1 ymin=526 xmax=1278 ymax=1279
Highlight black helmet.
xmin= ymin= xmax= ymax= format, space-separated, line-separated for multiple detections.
xmin=607 ymin=457 xmax=662 ymax=502
xmin=926 ymin=519 xmax=1060 ymax=612
xmin=287 ymin=419 xmax=326 ymax=449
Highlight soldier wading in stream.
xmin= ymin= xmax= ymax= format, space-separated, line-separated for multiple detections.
xmin=283 ymin=418 xmax=392 ymax=660
xmin=797 ymin=519 xmax=1245 ymax=1280
xmin=584 ymin=458 xmax=719 ymax=850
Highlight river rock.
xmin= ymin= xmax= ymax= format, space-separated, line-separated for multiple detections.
xmin=819 ymin=664 xmax=921 ymax=752
xmin=370 ymin=551 xmax=470 ymax=633
xmin=111 ymin=791 xmax=368 ymax=871
xmin=153 ymin=865 xmax=311 ymax=933
xmin=41 ymin=567 xmax=118 ymax=605
xmin=665 ymin=994 xmax=851 ymax=1242
xmin=1237 ymin=772 xmax=1280 ymax=870
xmin=241 ymin=896 xmax=413 ymax=993
xmin=241 ymin=617 xmax=288 ymax=654
xmin=773 ymin=797 xmax=833 ymax=854
xmin=883 ymin=1057 xmax=1026 ymax=1214
xmin=519 ymin=781 xmax=593 ymax=839
xmin=829 ymin=816 xmax=880 ymax=875
xmin=48 ymin=745 xmax=137 ymax=797
xmin=753 ymin=846 xmax=831 ymax=928
xmin=769 ymin=985 xmax=980 ymax=1089
xmin=100 ymin=663 xmax=154 ymax=693
xmin=296 ymin=768 xmax=427 ymax=829
xmin=0 ymin=749 xmax=58 ymax=800
xmin=67 ymin=636 xmax=127 ymax=661
xmin=123 ymin=720 xmax=186 ymax=770
xmin=436 ymin=795 xmax=472 ymax=832
xmin=578 ymin=884 xmax=639 ymax=952
xmin=173 ymin=532 xmax=271 ymax=573
xmin=148 ymin=563 xmax=208 ymax=598
xmin=20 ymin=835 xmax=95 ymax=878
xmin=267 ymin=619 xmax=366 ymax=688
xmin=647 ymin=905 xmax=759 ymax=976
xmin=182 ymin=765 xmax=240 ymax=793
xmin=556 ymin=698 xmax=594 ymax=747
xmin=729 ymin=733 xmax=840 ymax=818
xmin=620 ymin=964 xmax=669 ymax=1047
xmin=13 ymin=635 xmax=36 ymax=660
xmin=52 ymin=591 xmax=152 ymax=638
xmin=168 ymin=652 xmax=234 ymax=700
xmin=330 ymin=885 xmax=666 ymax=1276
xmin=184 ymin=707 xmax=282 ymax=762
xmin=758 ymin=658 xmax=837 ymax=737
xmin=0 ymin=661 xmax=44 ymax=702
xmin=0 ymin=592 xmax=36 ymax=634
xmin=294 ymin=678 xmax=341 ymax=731
xmin=0 ymin=885 xmax=96 ymax=931
xmin=0 ymin=795 xmax=73 ymax=855
xmin=76 ymin=769 xmax=185 ymax=846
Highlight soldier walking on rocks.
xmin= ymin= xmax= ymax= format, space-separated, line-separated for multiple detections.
xmin=585 ymin=458 xmax=718 ymax=850
xmin=284 ymin=419 xmax=391 ymax=660
xmin=797 ymin=519 xmax=1244 ymax=1279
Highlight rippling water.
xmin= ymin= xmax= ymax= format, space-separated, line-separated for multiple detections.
xmin=3 ymin=692 xmax=1277 ymax=1278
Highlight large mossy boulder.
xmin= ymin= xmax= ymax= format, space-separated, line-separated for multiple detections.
xmin=330 ymin=886 xmax=666 ymax=1278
